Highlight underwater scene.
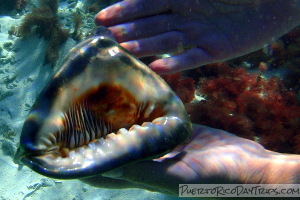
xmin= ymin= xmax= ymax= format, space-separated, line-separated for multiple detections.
xmin=0 ymin=0 xmax=299 ymax=199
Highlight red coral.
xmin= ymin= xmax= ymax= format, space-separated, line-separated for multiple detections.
xmin=186 ymin=63 xmax=300 ymax=154
xmin=161 ymin=72 xmax=195 ymax=103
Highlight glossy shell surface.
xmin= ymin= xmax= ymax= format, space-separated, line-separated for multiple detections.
xmin=14 ymin=28 xmax=192 ymax=179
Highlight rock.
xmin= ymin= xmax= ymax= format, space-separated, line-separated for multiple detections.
xmin=1 ymin=139 xmax=16 ymax=156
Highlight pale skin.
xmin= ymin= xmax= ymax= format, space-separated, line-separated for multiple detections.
xmin=83 ymin=0 xmax=300 ymax=197
xmin=81 ymin=125 xmax=300 ymax=197
xmin=95 ymin=0 xmax=300 ymax=74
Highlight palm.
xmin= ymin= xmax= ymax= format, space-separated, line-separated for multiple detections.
xmin=82 ymin=125 xmax=300 ymax=196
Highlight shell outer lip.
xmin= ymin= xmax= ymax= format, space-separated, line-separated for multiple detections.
xmin=19 ymin=116 xmax=192 ymax=179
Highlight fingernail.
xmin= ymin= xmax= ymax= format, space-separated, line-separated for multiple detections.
xmin=149 ymin=59 xmax=175 ymax=75
xmin=94 ymin=11 xmax=105 ymax=25
xmin=121 ymin=41 xmax=140 ymax=55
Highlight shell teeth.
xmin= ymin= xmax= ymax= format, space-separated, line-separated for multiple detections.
xmin=49 ymin=134 xmax=57 ymax=143
xmin=60 ymin=147 xmax=69 ymax=158
xmin=47 ymin=145 xmax=59 ymax=153
xmin=95 ymin=144 xmax=106 ymax=156
xmin=41 ymin=138 xmax=53 ymax=146
xmin=105 ymin=132 xmax=117 ymax=140
xmin=141 ymin=122 xmax=152 ymax=126
xmin=68 ymin=151 xmax=76 ymax=160
xmin=78 ymin=147 xmax=86 ymax=155
xmin=144 ymin=103 xmax=155 ymax=118
xmin=97 ymin=137 xmax=105 ymax=146
xmin=129 ymin=124 xmax=140 ymax=131
xmin=88 ymin=142 xmax=96 ymax=150
xmin=129 ymin=124 xmax=149 ymax=134
xmin=117 ymin=128 xmax=128 ymax=135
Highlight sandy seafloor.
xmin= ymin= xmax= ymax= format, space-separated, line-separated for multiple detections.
xmin=0 ymin=1 xmax=193 ymax=200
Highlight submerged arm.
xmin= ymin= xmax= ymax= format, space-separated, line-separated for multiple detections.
xmin=82 ymin=124 xmax=300 ymax=196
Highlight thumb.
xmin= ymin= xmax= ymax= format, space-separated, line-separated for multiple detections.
xmin=101 ymin=167 xmax=124 ymax=179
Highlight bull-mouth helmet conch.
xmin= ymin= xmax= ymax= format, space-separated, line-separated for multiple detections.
xmin=14 ymin=27 xmax=192 ymax=179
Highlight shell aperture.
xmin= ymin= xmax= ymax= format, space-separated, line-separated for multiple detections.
xmin=14 ymin=27 xmax=192 ymax=179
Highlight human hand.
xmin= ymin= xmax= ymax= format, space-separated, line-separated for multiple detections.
xmin=81 ymin=124 xmax=300 ymax=196
xmin=95 ymin=0 xmax=300 ymax=74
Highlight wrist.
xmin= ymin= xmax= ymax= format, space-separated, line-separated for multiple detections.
xmin=259 ymin=153 xmax=300 ymax=184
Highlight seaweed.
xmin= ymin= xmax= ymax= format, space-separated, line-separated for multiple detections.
xmin=86 ymin=0 xmax=121 ymax=13
xmin=38 ymin=0 xmax=59 ymax=14
xmin=15 ymin=0 xmax=29 ymax=11
xmin=185 ymin=63 xmax=300 ymax=154
xmin=228 ymin=26 xmax=300 ymax=93
xmin=17 ymin=0 xmax=69 ymax=66
xmin=71 ymin=13 xmax=83 ymax=41
xmin=181 ymin=27 xmax=300 ymax=154
xmin=0 ymin=0 xmax=28 ymax=13
xmin=161 ymin=72 xmax=195 ymax=103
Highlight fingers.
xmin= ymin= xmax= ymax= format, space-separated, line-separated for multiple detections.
xmin=119 ymin=31 xmax=189 ymax=57
xmin=108 ymin=14 xmax=181 ymax=43
xmin=95 ymin=0 xmax=172 ymax=26
xmin=148 ymin=47 xmax=214 ymax=74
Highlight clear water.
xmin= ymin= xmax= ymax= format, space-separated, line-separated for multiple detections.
xmin=0 ymin=0 xmax=299 ymax=199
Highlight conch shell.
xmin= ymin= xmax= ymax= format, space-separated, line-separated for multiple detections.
xmin=14 ymin=27 xmax=192 ymax=179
